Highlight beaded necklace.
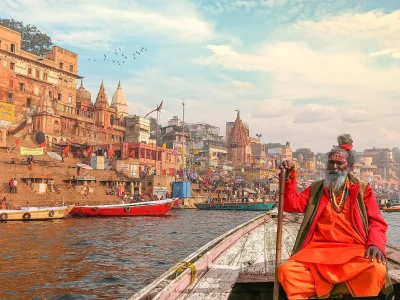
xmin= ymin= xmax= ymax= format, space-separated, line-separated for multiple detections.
xmin=329 ymin=177 xmax=349 ymax=213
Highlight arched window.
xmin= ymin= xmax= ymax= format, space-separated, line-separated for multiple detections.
xmin=110 ymin=114 xmax=114 ymax=126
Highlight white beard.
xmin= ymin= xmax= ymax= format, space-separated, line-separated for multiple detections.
xmin=324 ymin=169 xmax=349 ymax=192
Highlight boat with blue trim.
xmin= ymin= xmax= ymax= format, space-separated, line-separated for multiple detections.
xmin=195 ymin=201 xmax=276 ymax=211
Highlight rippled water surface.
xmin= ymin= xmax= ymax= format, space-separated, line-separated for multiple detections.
xmin=1 ymin=211 xmax=399 ymax=299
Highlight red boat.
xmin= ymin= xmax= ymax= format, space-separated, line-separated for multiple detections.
xmin=71 ymin=199 xmax=176 ymax=217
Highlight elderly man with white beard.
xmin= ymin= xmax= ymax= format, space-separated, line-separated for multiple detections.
xmin=277 ymin=134 xmax=392 ymax=299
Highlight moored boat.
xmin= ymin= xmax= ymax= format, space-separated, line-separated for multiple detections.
xmin=0 ymin=205 xmax=75 ymax=221
xmin=130 ymin=212 xmax=400 ymax=299
xmin=383 ymin=206 xmax=400 ymax=212
xmin=195 ymin=201 xmax=276 ymax=211
xmin=71 ymin=198 xmax=176 ymax=217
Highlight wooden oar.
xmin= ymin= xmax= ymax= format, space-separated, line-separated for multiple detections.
xmin=273 ymin=167 xmax=286 ymax=300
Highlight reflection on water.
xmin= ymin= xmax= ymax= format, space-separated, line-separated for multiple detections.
xmin=1 ymin=210 xmax=263 ymax=299
xmin=1 ymin=211 xmax=399 ymax=299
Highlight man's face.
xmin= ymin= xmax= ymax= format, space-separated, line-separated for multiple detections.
xmin=327 ymin=151 xmax=348 ymax=172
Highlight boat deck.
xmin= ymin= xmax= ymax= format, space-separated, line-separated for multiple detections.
xmin=131 ymin=213 xmax=400 ymax=300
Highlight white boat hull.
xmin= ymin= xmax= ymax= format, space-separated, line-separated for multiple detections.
xmin=0 ymin=205 xmax=74 ymax=221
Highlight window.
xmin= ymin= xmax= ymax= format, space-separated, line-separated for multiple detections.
xmin=10 ymin=62 xmax=15 ymax=70
xmin=9 ymin=80 xmax=13 ymax=88
xmin=36 ymin=70 xmax=40 ymax=78
xmin=69 ymin=65 xmax=73 ymax=72
xmin=10 ymin=44 xmax=15 ymax=53
xmin=8 ymin=93 xmax=12 ymax=103
xmin=64 ymin=80 xmax=67 ymax=86
xmin=28 ymin=68 xmax=32 ymax=75
xmin=59 ymin=62 xmax=64 ymax=69
xmin=26 ymin=98 xmax=31 ymax=108
xmin=49 ymin=91 xmax=53 ymax=99
xmin=0 ymin=40 xmax=2 ymax=49
xmin=68 ymin=95 xmax=72 ymax=104
xmin=19 ymin=82 xmax=24 ymax=92
xmin=43 ymin=73 xmax=48 ymax=81
xmin=58 ymin=93 xmax=62 ymax=100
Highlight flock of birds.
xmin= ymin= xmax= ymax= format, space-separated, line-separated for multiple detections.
xmin=87 ymin=46 xmax=149 ymax=67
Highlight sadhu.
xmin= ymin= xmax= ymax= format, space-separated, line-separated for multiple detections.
xmin=278 ymin=134 xmax=392 ymax=299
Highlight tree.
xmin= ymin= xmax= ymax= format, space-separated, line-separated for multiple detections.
xmin=0 ymin=19 xmax=53 ymax=56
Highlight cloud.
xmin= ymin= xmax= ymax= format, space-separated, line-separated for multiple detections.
xmin=342 ymin=109 xmax=371 ymax=124
xmin=200 ymin=0 xmax=287 ymax=13
xmin=195 ymin=42 xmax=400 ymax=97
xmin=0 ymin=0 xmax=214 ymax=48
xmin=252 ymin=99 xmax=293 ymax=118
xmin=294 ymin=104 xmax=336 ymax=124
xmin=261 ymin=0 xmax=287 ymax=8
xmin=288 ymin=10 xmax=400 ymax=43
xmin=369 ymin=48 xmax=400 ymax=59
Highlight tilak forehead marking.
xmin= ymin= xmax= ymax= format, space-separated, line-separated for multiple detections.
xmin=329 ymin=151 xmax=347 ymax=162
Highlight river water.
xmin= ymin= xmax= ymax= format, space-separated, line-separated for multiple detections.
xmin=1 ymin=210 xmax=399 ymax=299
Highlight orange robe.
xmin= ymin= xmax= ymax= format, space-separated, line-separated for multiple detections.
xmin=278 ymin=189 xmax=386 ymax=299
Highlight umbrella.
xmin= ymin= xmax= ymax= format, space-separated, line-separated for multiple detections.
xmin=47 ymin=152 xmax=62 ymax=161
xmin=76 ymin=163 xmax=93 ymax=170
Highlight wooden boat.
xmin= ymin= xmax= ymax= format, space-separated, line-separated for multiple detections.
xmin=383 ymin=206 xmax=400 ymax=212
xmin=130 ymin=212 xmax=400 ymax=299
xmin=195 ymin=201 xmax=276 ymax=211
xmin=71 ymin=199 xmax=176 ymax=217
xmin=0 ymin=205 xmax=74 ymax=221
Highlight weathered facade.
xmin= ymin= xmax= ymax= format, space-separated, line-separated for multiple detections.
xmin=0 ymin=25 xmax=126 ymax=145
xmin=125 ymin=116 xmax=151 ymax=144
xmin=186 ymin=122 xmax=227 ymax=167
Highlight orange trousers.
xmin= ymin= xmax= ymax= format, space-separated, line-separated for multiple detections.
xmin=278 ymin=257 xmax=386 ymax=299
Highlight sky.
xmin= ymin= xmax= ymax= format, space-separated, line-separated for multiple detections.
xmin=2 ymin=0 xmax=400 ymax=152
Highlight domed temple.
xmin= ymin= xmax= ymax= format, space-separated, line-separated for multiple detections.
xmin=111 ymin=81 xmax=129 ymax=118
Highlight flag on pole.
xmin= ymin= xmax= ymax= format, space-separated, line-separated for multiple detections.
xmin=15 ymin=137 xmax=20 ymax=147
xmin=194 ymin=149 xmax=199 ymax=155
xmin=180 ymin=147 xmax=184 ymax=153
xmin=157 ymin=100 xmax=163 ymax=111
xmin=129 ymin=149 xmax=135 ymax=158
xmin=161 ymin=143 xmax=166 ymax=148
xmin=63 ymin=144 xmax=70 ymax=154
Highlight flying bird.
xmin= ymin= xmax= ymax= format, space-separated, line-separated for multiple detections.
xmin=119 ymin=48 xmax=121 ymax=51
xmin=104 ymin=54 xmax=106 ymax=58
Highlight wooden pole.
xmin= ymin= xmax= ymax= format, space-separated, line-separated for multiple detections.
xmin=273 ymin=167 xmax=286 ymax=300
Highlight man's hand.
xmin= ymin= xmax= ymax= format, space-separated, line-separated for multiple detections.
xmin=280 ymin=160 xmax=295 ymax=170
xmin=365 ymin=246 xmax=386 ymax=264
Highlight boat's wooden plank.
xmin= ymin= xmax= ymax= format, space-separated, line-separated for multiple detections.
xmin=176 ymin=266 xmax=240 ymax=300
xmin=149 ymin=215 xmax=271 ymax=300
xmin=386 ymin=246 xmax=400 ymax=265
